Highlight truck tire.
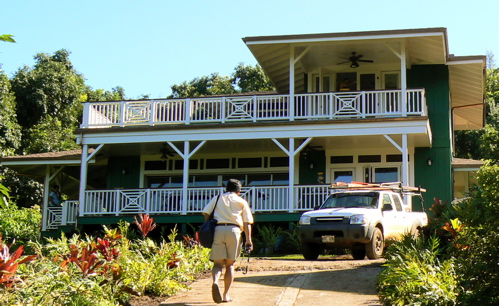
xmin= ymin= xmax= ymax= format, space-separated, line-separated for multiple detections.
xmin=366 ymin=227 xmax=384 ymax=259
xmin=351 ymin=246 xmax=366 ymax=260
xmin=301 ymin=243 xmax=321 ymax=260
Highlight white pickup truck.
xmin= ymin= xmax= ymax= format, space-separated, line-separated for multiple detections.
xmin=298 ymin=183 xmax=428 ymax=260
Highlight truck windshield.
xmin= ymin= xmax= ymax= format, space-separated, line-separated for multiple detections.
xmin=320 ymin=192 xmax=378 ymax=209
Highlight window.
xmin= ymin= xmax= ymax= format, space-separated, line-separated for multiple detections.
xmin=238 ymin=158 xmax=262 ymax=168
xmin=145 ymin=160 xmax=167 ymax=171
xmin=332 ymin=170 xmax=354 ymax=183
xmin=374 ymin=167 xmax=399 ymax=183
xmin=331 ymin=156 xmax=354 ymax=164
xmin=391 ymin=194 xmax=403 ymax=211
xmin=359 ymin=155 xmax=381 ymax=163
xmin=206 ymin=159 xmax=230 ymax=169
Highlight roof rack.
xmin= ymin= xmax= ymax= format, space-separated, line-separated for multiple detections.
xmin=329 ymin=181 xmax=426 ymax=194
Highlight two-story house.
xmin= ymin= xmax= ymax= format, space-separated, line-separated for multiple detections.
xmin=0 ymin=27 xmax=485 ymax=236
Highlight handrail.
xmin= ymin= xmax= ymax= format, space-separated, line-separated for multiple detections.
xmin=80 ymin=89 xmax=426 ymax=128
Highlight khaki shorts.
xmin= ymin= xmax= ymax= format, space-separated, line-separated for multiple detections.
xmin=210 ymin=224 xmax=242 ymax=261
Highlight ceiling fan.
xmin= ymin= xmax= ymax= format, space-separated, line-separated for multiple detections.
xmin=337 ymin=52 xmax=374 ymax=68
xmin=160 ymin=143 xmax=176 ymax=160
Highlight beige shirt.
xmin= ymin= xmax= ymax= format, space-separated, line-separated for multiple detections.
xmin=202 ymin=192 xmax=253 ymax=230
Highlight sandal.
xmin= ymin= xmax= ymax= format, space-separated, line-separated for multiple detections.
xmin=212 ymin=283 xmax=223 ymax=303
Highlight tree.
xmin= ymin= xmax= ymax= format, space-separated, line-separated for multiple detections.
xmin=85 ymin=86 xmax=126 ymax=102
xmin=10 ymin=49 xmax=86 ymax=154
xmin=168 ymin=63 xmax=275 ymax=98
xmin=232 ymin=63 xmax=275 ymax=93
xmin=0 ymin=70 xmax=21 ymax=157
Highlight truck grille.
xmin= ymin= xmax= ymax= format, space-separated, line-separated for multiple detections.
xmin=315 ymin=217 xmax=344 ymax=222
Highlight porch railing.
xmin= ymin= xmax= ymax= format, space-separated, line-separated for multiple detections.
xmin=81 ymin=89 xmax=426 ymax=128
xmin=46 ymin=185 xmax=331 ymax=230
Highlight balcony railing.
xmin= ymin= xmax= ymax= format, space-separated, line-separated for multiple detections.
xmin=81 ymin=89 xmax=426 ymax=128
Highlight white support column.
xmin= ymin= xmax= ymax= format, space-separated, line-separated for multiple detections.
xmin=167 ymin=140 xmax=206 ymax=215
xmin=289 ymin=46 xmax=295 ymax=121
xmin=272 ymin=137 xmax=312 ymax=212
xmin=41 ymin=165 xmax=51 ymax=231
xmin=401 ymin=40 xmax=407 ymax=116
xmin=288 ymin=138 xmax=295 ymax=212
xmin=78 ymin=144 xmax=89 ymax=217
xmin=384 ymin=134 xmax=409 ymax=186
xmin=401 ymin=134 xmax=409 ymax=186
xmin=182 ymin=141 xmax=190 ymax=215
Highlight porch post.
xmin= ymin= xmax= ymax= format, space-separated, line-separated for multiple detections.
xmin=167 ymin=141 xmax=206 ymax=215
xmin=78 ymin=144 xmax=89 ymax=217
xmin=402 ymin=134 xmax=409 ymax=186
xmin=182 ymin=141 xmax=190 ymax=215
xmin=41 ymin=165 xmax=51 ymax=231
xmin=289 ymin=46 xmax=295 ymax=121
xmin=401 ymin=40 xmax=407 ymax=116
xmin=288 ymin=138 xmax=295 ymax=213
xmin=383 ymin=134 xmax=409 ymax=186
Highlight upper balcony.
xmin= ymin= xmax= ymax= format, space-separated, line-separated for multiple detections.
xmin=80 ymin=89 xmax=426 ymax=129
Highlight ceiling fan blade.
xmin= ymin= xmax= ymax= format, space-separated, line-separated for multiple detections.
xmin=337 ymin=61 xmax=351 ymax=65
xmin=358 ymin=60 xmax=374 ymax=63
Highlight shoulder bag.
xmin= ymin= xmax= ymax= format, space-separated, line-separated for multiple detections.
xmin=197 ymin=195 xmax=220 ymax=248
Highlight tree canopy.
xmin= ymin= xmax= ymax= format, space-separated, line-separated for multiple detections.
xmin=169 ymin=63 xmax=275 ymax=98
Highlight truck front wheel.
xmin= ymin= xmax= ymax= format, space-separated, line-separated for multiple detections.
xmin=301 ymin=243 xmax=321 ymax=260
xmin=366 ymin=227 xmax=384 ymax=259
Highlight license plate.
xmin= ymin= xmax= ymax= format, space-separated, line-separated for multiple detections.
xmin=322 ymin=235 xmax=335 ymax=243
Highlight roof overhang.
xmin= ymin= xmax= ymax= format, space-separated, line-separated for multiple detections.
xmin=243 ymin=27 xmax=486 ymax=131
xmin=447 ymin=56 xmax=486 ymax=130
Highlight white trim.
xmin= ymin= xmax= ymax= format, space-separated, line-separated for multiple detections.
xmin=79 ymin=120 xmax=430 ymax=145
xmin=245 ymin=32 xmax=444 ymax=46
xmin=446 ymin=60 xmax=484 ymax=65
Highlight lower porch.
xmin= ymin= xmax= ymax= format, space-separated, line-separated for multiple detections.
xmin=45 ymin=185 xmax=330 ymax=231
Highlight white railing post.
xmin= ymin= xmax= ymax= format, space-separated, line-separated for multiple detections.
xmin=253 ymin=96 xmax=257 ymax=122
xmin=361 ymin=91 xmax=366 ymax=118
xmin=119 ymin=101 xmax=126 ymax=127
xmin=185 ymin=98 xmax=191 ymax=125
xmin=149 ymin=100 xmax=156 ymax=126
xmin=81 ymin=103 xmax=90 ymax=128
xmin=221 ymin=97 xmax=226 ymax=123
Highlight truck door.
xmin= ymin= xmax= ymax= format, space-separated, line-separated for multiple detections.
xmin=391 ymin=194 xmax=407 ymax=239
xmin=381 ymin=193 xmax=400 ymax=240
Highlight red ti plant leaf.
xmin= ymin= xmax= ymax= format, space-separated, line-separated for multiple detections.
xmin=61 ymin=244 xmax=106 ymax=278
xmin=0 ymin=235 xmax=37 ymax=288
xmin=94 ymin=238 xmax=120 ymax=261
xmin=134 ymin=214 xmax=157 ymax=239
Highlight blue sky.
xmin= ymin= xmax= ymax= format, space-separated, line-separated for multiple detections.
xmin=1 ymin=0 xmax=497 ymax=99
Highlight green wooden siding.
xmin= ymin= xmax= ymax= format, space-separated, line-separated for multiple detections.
xmin=299 ymin=149 xmax=326 ymax=184
xmin=408 ymin=65 xmax=453 ymax=209
xmin=107 ymin=156 xmax=141 ymax=189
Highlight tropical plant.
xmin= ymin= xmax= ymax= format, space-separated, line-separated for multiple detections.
xmin=0 ymin=235 xmax=37 ymax=288
xmin=134 ymin=213 xmax=157 ymax=238
xmin=377 ymin=234 xmax=459 ymax=305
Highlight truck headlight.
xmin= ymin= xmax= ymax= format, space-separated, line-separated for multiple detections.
xmin=350 ymin=214 xmax=369 ymax=225
xmin=299 ymin=215 xmax=311 ymax=225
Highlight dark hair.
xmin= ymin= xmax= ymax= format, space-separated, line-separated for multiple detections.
xmin=226 ymin=179 xmax=242 ymax=193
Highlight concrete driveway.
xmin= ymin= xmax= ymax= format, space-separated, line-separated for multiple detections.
xmin=160 ymin=257 xmax=384 ymax=306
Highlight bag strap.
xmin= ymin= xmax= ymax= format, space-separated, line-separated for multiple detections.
xmin=210 ymin=195 xmax=221 ymax=219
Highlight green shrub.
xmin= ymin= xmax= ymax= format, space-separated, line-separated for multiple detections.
xmin=378 ymin=234 xmax=459 ymax=305
xmin=1 ymin=220 xmax=212 ymax=305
